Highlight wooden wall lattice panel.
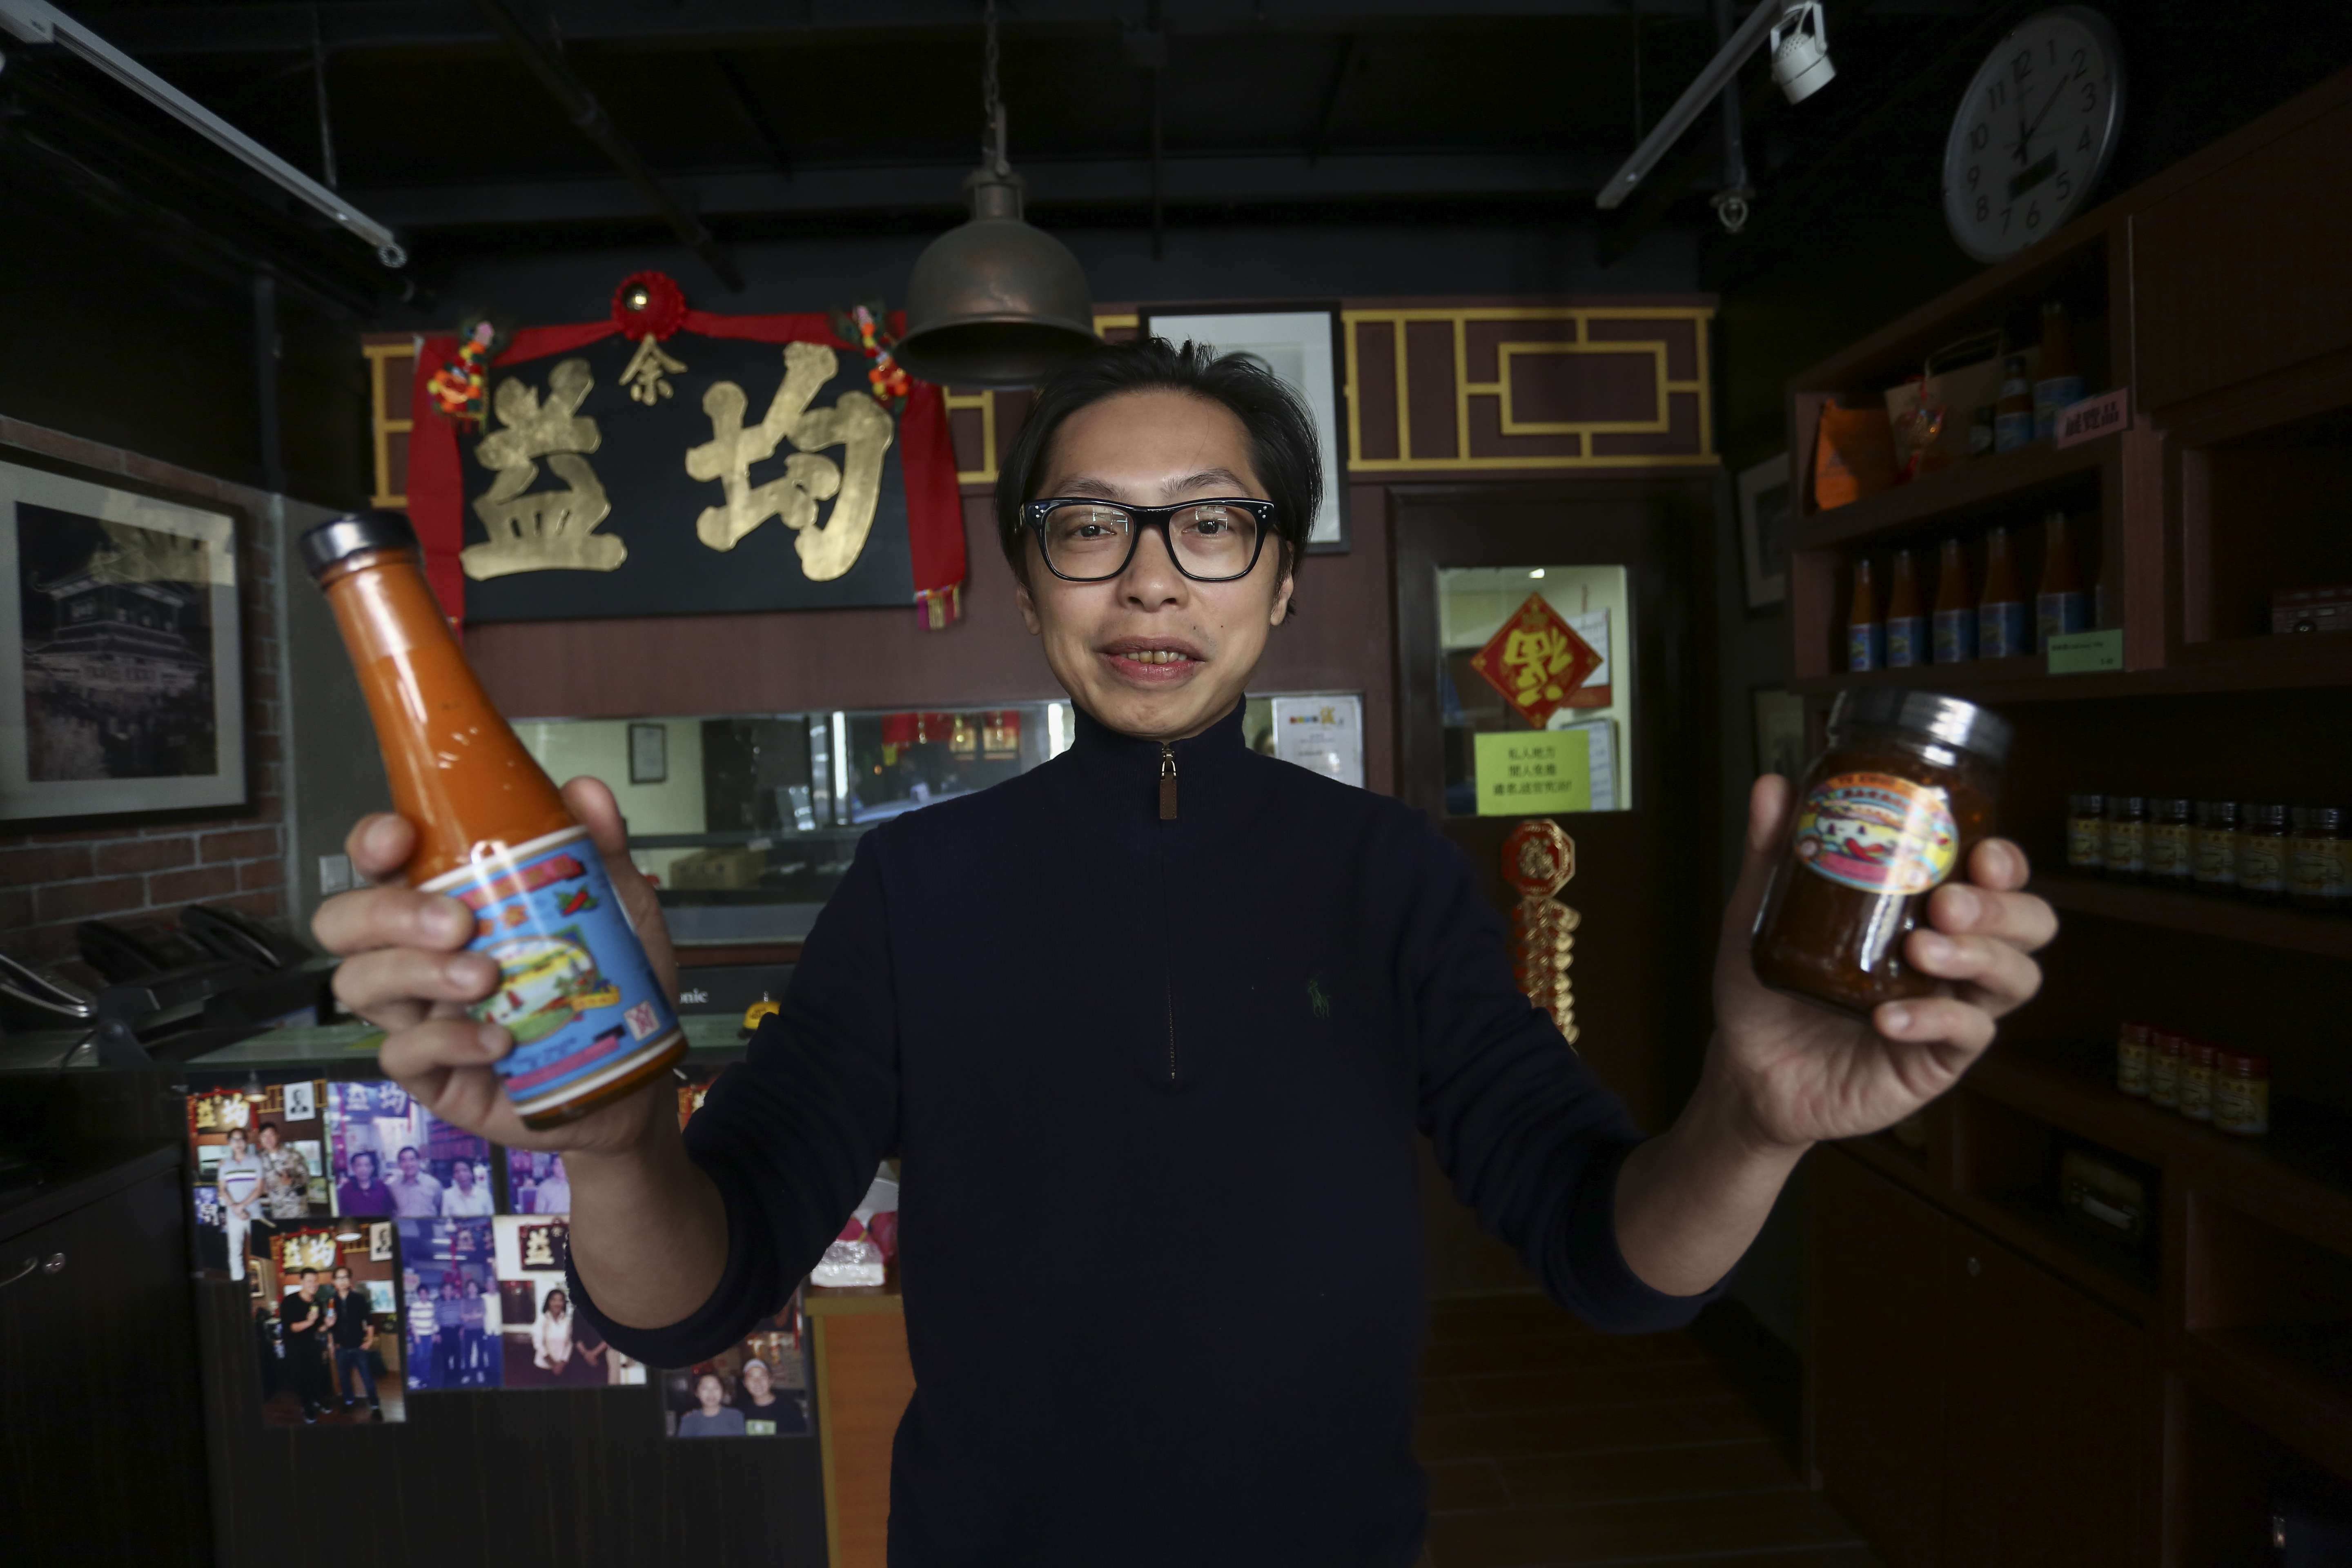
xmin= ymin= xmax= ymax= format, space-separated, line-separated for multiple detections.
xmin=1343 ymin=306 xmax=1715 ymax=472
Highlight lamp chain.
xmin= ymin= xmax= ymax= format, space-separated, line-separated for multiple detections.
xmin=982 ymin=0 xmax=1007 ymax=174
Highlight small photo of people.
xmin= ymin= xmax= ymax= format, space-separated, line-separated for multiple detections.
xmin=506 ymin=1149 xmax=572 ymax=1214
xmin=250 ymin=1226 xmax=406 ymax=1426
xmin=660 ymin=1293 xmax=811 ymax=1438
xmin=189 ymin=1080 xmax=330 ymax=1281
xmin=494 ymin=1214 xmax=643 ymax=1388
xmin=329 ymin=1080 xmax=494 ymax=1219
xmin=395 ymin=1218 xmax=501 ymax=1390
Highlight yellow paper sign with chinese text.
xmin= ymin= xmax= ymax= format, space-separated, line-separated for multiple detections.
xmin=1474 ymin=730 xmax=1592 ymax=816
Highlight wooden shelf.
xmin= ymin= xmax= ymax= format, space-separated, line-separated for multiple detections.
xmin=2180 ymin=1326 xmax=2352 ymax=1486
xmin=2034 ymin=873 xmax=2352 ymax=962
xmin=1791 ymin=437 xmax=2112 ymax=552
xmin=1958 ymin=1183 xmax=2159 ymax=1323
xmin=1792 ymin=633 xmax=2352 ymax=703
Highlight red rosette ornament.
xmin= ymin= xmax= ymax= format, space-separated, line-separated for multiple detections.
xmin=610 ymin=271 xmax=687 ymax=340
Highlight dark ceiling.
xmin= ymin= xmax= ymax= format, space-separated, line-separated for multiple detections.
xmin=4 ymin=0 xmax=2009 ymax=307
xmin=11 ymin=0 xmax=2352 ymax=313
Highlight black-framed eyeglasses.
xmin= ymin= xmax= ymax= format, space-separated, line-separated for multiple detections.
xmin=1019 ymin=497 xmax=1281 ymax=584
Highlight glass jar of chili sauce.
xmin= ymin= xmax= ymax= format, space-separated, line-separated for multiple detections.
xmin=301 ymin=513 xmax=686 ymax=1129
xmin=1751 ymin=690 xmax=2011 ymax=1017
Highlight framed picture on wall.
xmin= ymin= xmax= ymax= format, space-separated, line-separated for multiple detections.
xmin=1752 ymin=686 xmax=1807 ymax=782
xmin=628 ymin=721 xmax=667 ymax=785
xmin=1737 ymin=453 xmax=1791 ymax=612
xmin=0 ymin=445 xmax=245 ymax=825
xmin=1136 ymin=305 xmax=1350 ymax=553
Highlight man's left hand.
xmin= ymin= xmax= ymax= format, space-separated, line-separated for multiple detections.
xmin=1708 ymin=773 xmax=2058 ymax=1152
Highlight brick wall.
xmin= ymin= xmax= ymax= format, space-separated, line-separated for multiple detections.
xmin=0 ymin=415 xmax=289 ymax=975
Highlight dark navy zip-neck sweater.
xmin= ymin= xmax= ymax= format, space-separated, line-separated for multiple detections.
xmin=576 ymin=701 xmax=1715 ymax=1566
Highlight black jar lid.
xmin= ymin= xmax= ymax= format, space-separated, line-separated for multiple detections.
xmin=2109 ymin=795 xmax=2148 ymax=815
xmin=299 ymin=510 xmax=416 ymax=581
xmin=2290 ymin=805 xmax=2343 ymax=832
xmin=1828 ymin=688 xmax=2012 ymax=766
xmin=2198 ymin=799 xmax=2240 ymax=821
xmin=2244 ymin=802 xmax=2289 ymax=828
xmin=2155 ymin=797 xmax=2193 ymax=817
xmin=2069 ymin=792 xmax=2106 ymax=813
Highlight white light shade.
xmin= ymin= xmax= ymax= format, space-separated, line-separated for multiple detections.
xmin=1771 ymin=2 xmax=1836 ymax=105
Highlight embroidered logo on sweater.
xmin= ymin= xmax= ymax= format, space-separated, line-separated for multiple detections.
xmin=1306 ymin=974 xmax=1331 ymax=1020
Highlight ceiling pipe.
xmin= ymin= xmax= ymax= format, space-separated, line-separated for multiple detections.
xmin=470 ymin=0 xmax=744 ymax=291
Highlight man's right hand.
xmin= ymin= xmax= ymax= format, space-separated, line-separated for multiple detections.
xmin=314 ymin=778 xmax=677 ymax=1157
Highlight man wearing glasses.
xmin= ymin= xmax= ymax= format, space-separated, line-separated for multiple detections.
xmin=317 ymin=339 xmax=2053 ymax=1565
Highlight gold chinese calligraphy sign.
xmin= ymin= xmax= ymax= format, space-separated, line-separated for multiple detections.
xmin=686 ymin=342 xmax=895 ymax=583
xmin=1469 ymin=592 xmax=1604 ymax=730
xmin=463 ymin=358 xmax=625 ymax=580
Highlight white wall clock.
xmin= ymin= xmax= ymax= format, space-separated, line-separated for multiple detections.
xmin=1942 ymin=6 xmax=2126 ymax=263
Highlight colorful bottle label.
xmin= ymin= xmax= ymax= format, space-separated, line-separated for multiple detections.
xmin=1885 ymin=616 xmax=1926 ymax=669
xmin=1933 ymin=608 xmax=1977 ymax=665
xmin=1978 ymin=600 xmax=2029 ymax=658
xmin=2214 ymin=1076 xmax=2269 ymax=1136
xmin=2147 ymin=1051 xmax=2178 ymax=1108
xmin=2103 ymin=820 xmax=2146 ymax=874
xmin=1847 ymin=621 xmax=1884 ymax=673
xmin=421 ymin=826 xmax=682 ymax=1120
xmin=2149 ymin=823 xmax=2193 ymax=880
xmin=2291 ymin=840 xmax=2348 ymax=899
xmin=2066 ymin=818 xmax=2104 ymax=869
xmin=2116 ymin=1036 xmax=2148 ymax=1096
xmin=1995 ymin=411 xmax=2035 ymax=453
xmin=2036 ymin=590 xmax=2090 ymax=646
xmin=2194 ymin=828 xmax=2238 ymax=885
xmin=1794 ymin=772 xmax=1959 ymax=896
xmin=2181 ymin=1060 xmax=2214 ymax=1120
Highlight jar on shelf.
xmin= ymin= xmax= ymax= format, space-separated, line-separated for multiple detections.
xmin=2148 ymin=797 xmax=2194 ymax=883
xmin=2212 ymin=1051 xmax=2271 ymax=1137
xmin=2066 ymin=793 xmax=2106 ymax=873
xmin=2238 ymin=804 xmax=2290 ymax=900
xmin=2116 ymin=1021 xmax=2151 ymax=1097
xmin=2180 ymin=1039 xmax=2216 ymax=1123
xmin=2147 ymin=1030 xmax=2183 ymax=1110
xmin=2103 ymin=795 xmax=2148 ymax=878
xmin=2193 ymin=800 xmax=2240 ymax=890
xmin=2288 ymin=806 xmax=2347 ymax=909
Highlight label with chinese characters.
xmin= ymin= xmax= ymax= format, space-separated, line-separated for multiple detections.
xmin=1794 ymin=771 xmax=1959 ymax=896
xmin=422 ymin=826 xmax=681 ymax=1120
xmin=1468 ymin=593 xmax=1604 ymax=730
xmin=1473 ymin=729 xmax=1593 ymax=816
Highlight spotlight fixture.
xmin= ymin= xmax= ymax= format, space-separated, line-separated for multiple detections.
xmin=1597 ymin=0 xmax=1836 ymax=214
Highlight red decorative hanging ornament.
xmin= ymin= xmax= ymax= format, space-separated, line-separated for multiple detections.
xmin=425 ymin=318 xmax=498 ymax=430
xmin=611 ymin=271 xmax=687 ymax=340
xmin=832 ymin=298 xmax=913 ymax=413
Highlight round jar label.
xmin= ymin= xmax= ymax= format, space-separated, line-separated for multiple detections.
xmin=1795 ymin=771 xmax=1960 ymax=896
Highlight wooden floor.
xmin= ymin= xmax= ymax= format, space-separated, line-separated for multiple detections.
xmin=1412 ymin=1294 xmax=1880 ymax=1568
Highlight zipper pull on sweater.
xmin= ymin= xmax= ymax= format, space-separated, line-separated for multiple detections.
xmin=1159 ymin=742 xmax=1178 ymax=820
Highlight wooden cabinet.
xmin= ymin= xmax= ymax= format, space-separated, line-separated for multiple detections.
xmin=1813 ymin=1151 xmax=1951 ymax=1566
xmin=0 ymin=1147 xmax=210 ymax=1567
xmin=1813 ymin=1149 xmax=2151 ymax=1568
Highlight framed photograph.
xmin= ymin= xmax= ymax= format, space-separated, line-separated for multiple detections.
xmin=1737 ymin=453 xmax=1792 ymax=612
xmin=628 ymin=721 xmax=667 ymax=785
xmin=660 ymin=1293 xmax=810 ymax=1437
xmin=1137 ymin=305 xmax=1350 ymax=553
xmin=0 ymin=445 xmax=245 ymax=824
xmin=1752 ymin=687 xmax=1808 ymax=782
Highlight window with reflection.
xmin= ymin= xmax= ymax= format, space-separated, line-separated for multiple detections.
xmin=514 ymin=704 xmax=1074 ymax=944
xmin=1436 ymin=565 xmax=1635 ymax=818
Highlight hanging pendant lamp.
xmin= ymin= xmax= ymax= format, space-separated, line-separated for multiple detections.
xmin=897 ymin=0 xmax=1097 ymax=390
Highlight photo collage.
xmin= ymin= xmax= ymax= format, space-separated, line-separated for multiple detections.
xmin=189 ymin=1068 xmax=803 ymax=1436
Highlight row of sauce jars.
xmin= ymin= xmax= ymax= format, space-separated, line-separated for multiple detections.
xmin=2065 ymin=795 xmax=2349 ymax=909
xmin=2116 ymin=1022 xmax=2270 ymax=1135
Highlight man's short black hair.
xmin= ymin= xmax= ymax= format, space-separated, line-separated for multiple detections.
xmin=994 ymin=337 xmax=1321 ymax=599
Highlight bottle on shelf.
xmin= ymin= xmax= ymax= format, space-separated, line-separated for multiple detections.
xmin=2147 ymin=1030 xmax=2183 ymax=1110
xmin=2035 ymin=510 xmax=2091 ymax=647
xmin=1977 ymin=525 xmax=2030 ymax=659
xmin=2180 ymin=1040 xmax=2217 ymax=1123
xmin=2238 ymin=803 xmax=2290 ymax=900
xmin=2066 ymin=793 xmax=2107 ymax=873
xmin=1846 ymin=557 xmax=1883 ymax=673
xmin=2193 ymin=800 xmax=2240 ymax=890
xmin=1994 ymin=354 xmax=2035 ymax=454
xmin=2033 ymin=300 xmax=2086 ymax=443
xmin=2149 ymin=798 xmax=2194 ymax=883
xmin=2115 ymin=1020 xmax=2150 ymax=1097
xmin=300 ymin=512 xmax=686 ymax=1131
xmin=1933 ymin=538 xmax=1976 ymax=664
xmin=2288 ymin=806 xmax=2347 ymax=909
xmin=2212 ymin=1051 xmax=2270 ymax=1137
xmin=2103 ymin=794 xmax=2147 ymax=877
xmin=1884 ymin=549 xmax=1925 ymax=669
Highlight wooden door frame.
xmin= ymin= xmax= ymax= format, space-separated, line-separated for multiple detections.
xmin=1385 ymin=475 xmax=1725 ymax=1114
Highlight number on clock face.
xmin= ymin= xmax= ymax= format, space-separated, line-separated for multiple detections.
xmin=1942 ymin=6 xmax=2125 ymax=263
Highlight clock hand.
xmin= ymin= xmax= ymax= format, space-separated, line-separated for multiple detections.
xmin=2021 ymin=69 xmax=2076 ymax=146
